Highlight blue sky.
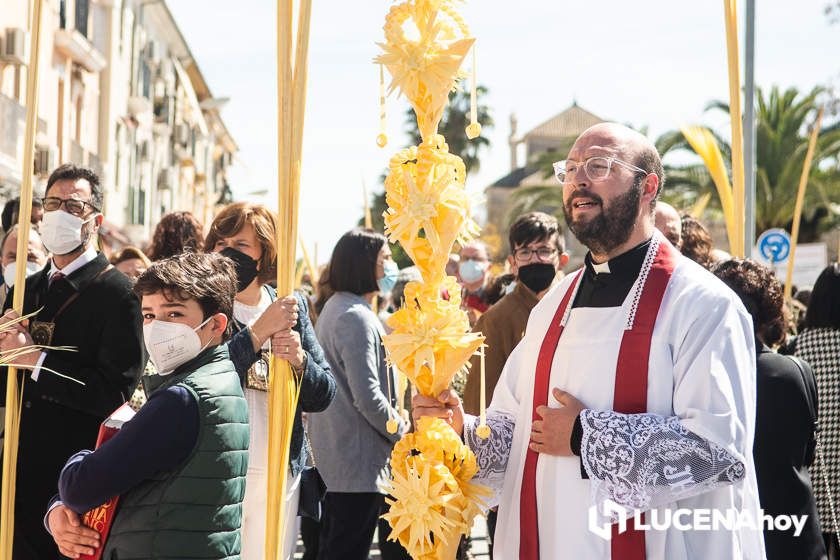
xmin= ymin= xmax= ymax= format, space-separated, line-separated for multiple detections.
xmin=168 ymin=0 xmax=839 ymax=265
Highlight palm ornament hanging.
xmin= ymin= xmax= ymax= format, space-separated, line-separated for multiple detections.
xmin=374 ymin=1 xmax=491 ymax=558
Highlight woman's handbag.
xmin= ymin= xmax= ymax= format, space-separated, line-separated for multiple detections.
xmin=299 ymin=431 xmax=327 ymax=521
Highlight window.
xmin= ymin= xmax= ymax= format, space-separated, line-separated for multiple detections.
xmin=75 ymin=0 xmax=90 ymax=39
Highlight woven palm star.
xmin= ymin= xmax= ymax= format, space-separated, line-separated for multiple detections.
xmin=385 ymin=286 xmax=483 ymax=395
xmin=375 ymin=1 xmax=474 ymax=139
xmin=382 ymin=458 xmax=457 ymax=558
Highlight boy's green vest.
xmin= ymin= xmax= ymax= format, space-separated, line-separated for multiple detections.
xmin=102 ymin=345 xmax=249 ymax=559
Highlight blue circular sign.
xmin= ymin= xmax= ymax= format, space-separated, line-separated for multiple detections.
xmin=757 ymin=229 xmax=791 ymax=263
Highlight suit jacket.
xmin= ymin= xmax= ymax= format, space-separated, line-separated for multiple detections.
xmin=463 ymin=281 xmax=539 ymax=416
xmin=3 ymin=253 xmax=144 ymax=417
xmin=1 ymin=253 xmax=145 ymax=560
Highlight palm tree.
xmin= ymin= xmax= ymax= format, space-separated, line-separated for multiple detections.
xmin=670 ymin=86 xmax=840 ymax=241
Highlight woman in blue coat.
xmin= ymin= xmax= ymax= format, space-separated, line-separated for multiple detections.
xmin=207 ymin=202 xmax=335 ymax=559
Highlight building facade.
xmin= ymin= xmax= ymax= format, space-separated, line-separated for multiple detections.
xmin=484 ymin=103 xmax=603 ymax=237
xmin=0 ymin=0 xmax=236 ymax=247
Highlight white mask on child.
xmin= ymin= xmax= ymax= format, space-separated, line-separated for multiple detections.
xmin=143 ymin=317 xmax=214 ymax=374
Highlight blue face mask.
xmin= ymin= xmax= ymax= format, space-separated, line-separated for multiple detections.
xmin=377 ymin=260 xmax=399 ymax=294
xmin=459 ymin=259 xmax=488 ymax=284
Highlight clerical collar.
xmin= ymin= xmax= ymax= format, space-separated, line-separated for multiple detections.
xmin=573 ymin=238 xmax=654 ymax=309
xmin=584 ymin=239 xmax=652 ymax=281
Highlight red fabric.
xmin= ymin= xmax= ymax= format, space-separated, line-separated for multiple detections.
xmin=519 ymin=241 xmax=677 ymax=559
xmin=464 ymin=293 xmax=490 ymax=314
xmin=610 ymin=242 xmax=677 ymax=560
xmin=519 ymin=270 xmax=583 ymax=560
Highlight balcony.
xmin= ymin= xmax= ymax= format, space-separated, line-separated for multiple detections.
xmin=54 ymin=28 xmax=105 ymax=73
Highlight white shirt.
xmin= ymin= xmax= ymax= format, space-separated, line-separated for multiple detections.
xmin=47 ymin=246 xmax=99 ymax=279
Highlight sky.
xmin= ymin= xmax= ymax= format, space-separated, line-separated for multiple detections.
xmin=167 ymin=0 xmax=839 ymax=266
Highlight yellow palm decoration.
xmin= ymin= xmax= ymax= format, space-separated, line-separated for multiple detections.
xmin=680 ymin=125 xmax=737 ymax=253
xmin=375 ymin=1 xmax=488 ymax=558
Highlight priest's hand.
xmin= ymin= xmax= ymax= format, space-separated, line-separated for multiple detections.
xmin=530 ymin=388 xmax=586 ymax=456
xmin=47 ymin=503 xmax=100 ymax=558
xmin=0 ymin=309 xmax=39 ymax=369
xmin=412 ymin=389 xmax=464 ymax=437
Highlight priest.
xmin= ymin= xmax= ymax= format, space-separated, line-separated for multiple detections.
xmin=413 ymin=123 xmax=765 ymax=559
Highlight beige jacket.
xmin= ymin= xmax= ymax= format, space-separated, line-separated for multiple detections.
xmin=463 ymin=281 xmax=539 ymax=416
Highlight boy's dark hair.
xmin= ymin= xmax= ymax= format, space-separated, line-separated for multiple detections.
xmin=325 ymin=228 xmax=386 ymax=296
xmin=46 ymin=164 xmax=103 ymax=211
xmin=509 ymin=212 xmax=564 ymax=254
xmin=134 ymin=252 xmax=236 ymax=339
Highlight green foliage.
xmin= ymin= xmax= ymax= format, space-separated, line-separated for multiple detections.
xmin=667 ymin=86 xmax=840 ymax=241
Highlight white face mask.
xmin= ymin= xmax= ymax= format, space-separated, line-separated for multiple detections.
xmin=40 ymin=210 xmax=96 ymax=256
xmin=143 ymin=316 xmax=215 ymax=375
xmin=3 ymin=261 xmax=41 ymax=287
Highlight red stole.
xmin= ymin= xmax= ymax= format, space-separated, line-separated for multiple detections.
xmin=519 ymin=240 xmax=678 ymax=560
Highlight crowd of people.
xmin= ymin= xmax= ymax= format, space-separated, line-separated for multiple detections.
xmin=0 ymin=120 xmax=837 ymax=560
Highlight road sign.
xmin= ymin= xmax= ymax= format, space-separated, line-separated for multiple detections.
xmin=757 ymin=229 xmax=791 ymax=264
xmin=754 ymin=229 xmax=827 ymax=288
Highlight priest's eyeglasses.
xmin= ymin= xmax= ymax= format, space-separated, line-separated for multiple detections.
xmin=553 ymin=157 xmax=648 ymax=184
xmin=42 ymin=197 xmax=100 ymax=217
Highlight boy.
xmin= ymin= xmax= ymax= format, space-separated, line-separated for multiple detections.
xmin=46 ymin=252 xmax=249 ymax=559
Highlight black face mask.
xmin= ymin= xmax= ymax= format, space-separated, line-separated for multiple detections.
xmin=220 ymin=247 xmax=259 ymax=292
xmin=517 ymin=262 xmax=556 ymax=293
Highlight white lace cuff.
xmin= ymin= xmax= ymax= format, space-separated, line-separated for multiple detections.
xmin=464 ymin=411 xmax=515 ymax=508
xmin=580 ymin=409 xmax=745 ymax=521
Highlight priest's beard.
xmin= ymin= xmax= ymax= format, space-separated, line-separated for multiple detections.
xmin=564 ymin=178 xmax=642 ymax=256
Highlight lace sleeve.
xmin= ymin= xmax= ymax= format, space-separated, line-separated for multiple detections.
xmin=464 ymin=411 xmax=515 ymax=508
xmin=580 ymin=409 xmax=745 ymax=520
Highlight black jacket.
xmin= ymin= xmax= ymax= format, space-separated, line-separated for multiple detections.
xmin=1 ymin=253 xmax=145 ymax=559
xmin=2 ymin=253 xmax=144 ymax=416
xmin=754 ymin=346 xmax=826 ymax=560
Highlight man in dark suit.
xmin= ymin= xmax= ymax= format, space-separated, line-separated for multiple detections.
xmin=0 ymin=163 xmax=145 ymax=559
